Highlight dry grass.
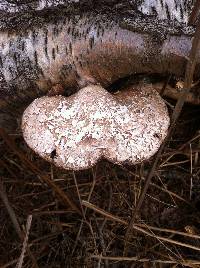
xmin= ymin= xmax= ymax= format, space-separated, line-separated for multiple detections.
xmin=0 ymin=100 xmax=200 ymax=268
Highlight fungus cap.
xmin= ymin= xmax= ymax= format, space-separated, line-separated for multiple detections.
xmin=22 ymin=84 xmax=170 ymax=170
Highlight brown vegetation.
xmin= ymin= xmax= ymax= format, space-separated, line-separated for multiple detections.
xmin=1 ymin=1 xmax=200 ymax=268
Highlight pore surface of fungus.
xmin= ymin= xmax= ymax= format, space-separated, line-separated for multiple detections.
xmin=22 ymin=85 xmax=170 ymax=170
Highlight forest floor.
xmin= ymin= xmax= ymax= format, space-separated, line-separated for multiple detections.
xmin=0 ymin=80 xmax=200 ymax=268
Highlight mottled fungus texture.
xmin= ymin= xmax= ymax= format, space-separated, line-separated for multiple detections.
xmin=22 ymin=85 xmax=170 ymax=170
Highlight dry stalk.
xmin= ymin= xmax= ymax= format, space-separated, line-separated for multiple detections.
xmin=82 ymin=200 xmax=200 ymax=253
xmin=90 ymin=255 xmax=200 ymax=267
xmin=16 ymin=215 xmax=32 ymax=268
xmin=0 ymin=179 xmax=38 ymax=268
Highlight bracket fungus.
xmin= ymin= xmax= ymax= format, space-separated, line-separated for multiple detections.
xmin=22 ymin=85 xmax=170 ymax=170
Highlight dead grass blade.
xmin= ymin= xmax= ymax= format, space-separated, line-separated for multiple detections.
xmin=71 ymin=168 xmax=97 ymax=256
xmin=82 ymin=200 xmax=127 ymax=225
xmin=0 ymin=178 xmax=22 ymax=239
xmin=90 ymin=255 xmax=200 ymax=267
xmin=132 ymin=225 xmax=200 ymax=252
xmin=16 ymin=215 xmax=32 ymax=268
xmin=0 ymin=178 xmax=38 ymax=268
xmin=83 ymin=200 xmax=200 ymax=254
xmin=136 ymin=223 xmax=200 ymax=240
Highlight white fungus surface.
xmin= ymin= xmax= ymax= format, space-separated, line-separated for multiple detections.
xmin=22 ymin=85 xmax=170 ymax=170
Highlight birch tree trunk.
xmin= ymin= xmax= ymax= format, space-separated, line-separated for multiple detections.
xmin=0 ymin=0 xmax=196 ymax=131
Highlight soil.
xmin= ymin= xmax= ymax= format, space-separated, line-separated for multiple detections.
xmin=0 ymin=83 xmax=200 ymax=268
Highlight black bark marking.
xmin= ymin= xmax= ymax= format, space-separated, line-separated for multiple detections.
xmin=151 ymin=6 xmax=157 ymax=16
xmin=34 ymin=51 xmax=38 ymax=65
xmin=44 ymin=29 xmax=49 ymax=59
xmin=89 ymin=36 xmax=94 ymax=49
xmin=32 ymin=30 xmax=37 ymax=42
xmin=21 ymin=41 xmax=25 ymax=51
xmin=73 ymin=30 xmax=79 ymax=40
xmin=52 ymin=48 xmax=55 ymax=60
xmin=165 ymin=3 xmax=170 ymax=20
xmin=8 ymin=66 xmax=13 ymax=75
xmin=9 ymin=40 xmax=13 ymax=48
xmin=97 ymin=27 xmax=100 ymax=37
xmin=53 ymin=26 xmax=59 ymax=37
xmin=56 ymin=45 xmax=59 ymax=53
xmin=71 ymin=26 xmax=75 ymax=37
xmin=67 ymin=27 xmax=71 ymax=34
xmin=69 ymin=42 xmax=72 ymax=54
xmin=13 ymin=52 xmax=18 ymax=64
xmin=86 ymin=27 xmax=90 ymax=35
xmin=0 ymin=56 xmax=3 ymax=67
xmin=180 ymin=5 xmax=184 ymax=20
xmin=78 ymin=61 xmax=83 ymax=68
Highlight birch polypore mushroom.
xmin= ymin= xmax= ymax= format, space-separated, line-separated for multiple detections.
xmin=22 ymin=85 xmax=170 ymax=170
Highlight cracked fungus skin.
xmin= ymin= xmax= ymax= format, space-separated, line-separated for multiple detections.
xmin=22 ymin=85 xmax=170 ymax=170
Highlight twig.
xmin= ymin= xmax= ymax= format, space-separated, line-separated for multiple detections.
xmin=72 ymin=172 xmax=85 ymax=218
xmin=0 ymin=178 xmax=39 ymax=268
xmin=159 ymin=74 xmax=172 ymax=97
xmin=97 ymin=181 xmax=113 ymax=268
xmin=1 ymin=258 xmax=19 ymax=268
xmin=190 ymin=143 xmax=193 ymax=200
xmin=0 ymin=159 xmax=18 ymax=179
xmin=118 ymin=168 xmax=190 ymax=205
xmin=71 ymin=168 xmax=97 ymax=256
xmin=131 ymin=225 xmax=200 ymax=252
xmin=136 ymin=223 xmax=200 ymax=240
xmin=16 ymin=215 xmax=32 ymax=268
xmin=0 ymin=178 xmax=22 ymax=240
xmin=82 ymin=200 xmax=200 ymax=254
xmin=82 ymin=200 xmax=127 ymax=225
xmin=72 ymin=172 xmax=98 ymax=252
xmin=90 ymin=255 xmax=200 ymax=266
xmin=154 ymin=82 xmax=200 ymax=105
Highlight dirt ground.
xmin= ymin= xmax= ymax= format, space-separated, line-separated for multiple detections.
xmin=0 ymin=78 xmax=200 ymax=268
